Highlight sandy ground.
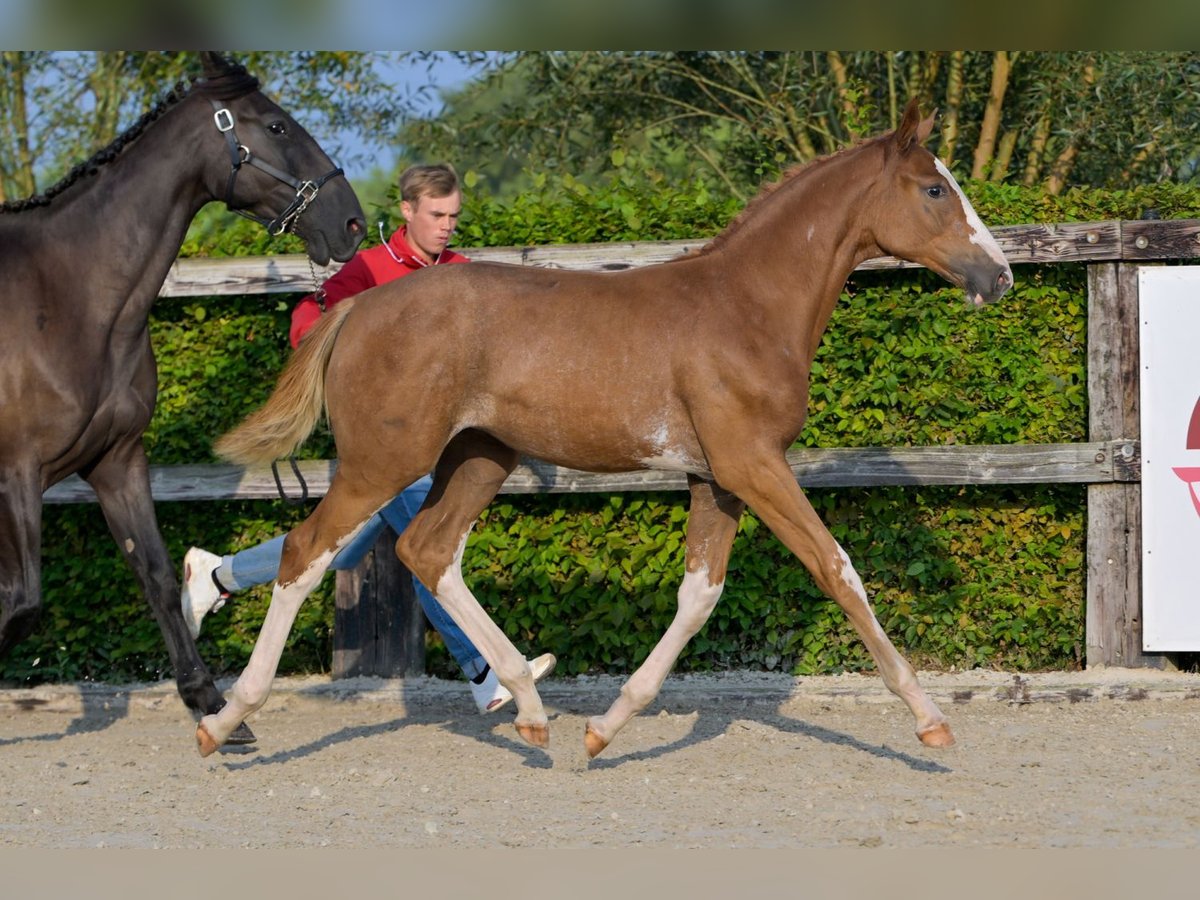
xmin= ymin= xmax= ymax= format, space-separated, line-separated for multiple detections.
xmin=2 ymin=667 xmax=1199 ymax=849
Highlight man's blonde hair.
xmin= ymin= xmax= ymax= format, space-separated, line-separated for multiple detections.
xmin=399 ymin=163 xmax=460 ymax=205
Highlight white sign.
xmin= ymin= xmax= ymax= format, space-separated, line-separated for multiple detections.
xmin=1140 ymin=266 xmax=1200 ymax=650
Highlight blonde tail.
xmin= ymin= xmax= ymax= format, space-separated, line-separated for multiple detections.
xmin=214 ymin=298 xmax=357 ymax=465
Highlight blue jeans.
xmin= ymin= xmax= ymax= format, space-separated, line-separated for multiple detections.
xmin=222 ymin=475 xmax=486 ymax=680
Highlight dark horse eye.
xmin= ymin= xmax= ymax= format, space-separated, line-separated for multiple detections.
xmin=268 ymin=121 xmax=288 ymax=136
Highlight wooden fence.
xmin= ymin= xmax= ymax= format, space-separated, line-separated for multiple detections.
xmin=43 ymin=219 xmax=1200 ymax=676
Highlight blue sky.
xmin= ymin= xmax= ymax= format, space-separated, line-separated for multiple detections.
xmin=337 ymin=52 xmax=489 ymax=181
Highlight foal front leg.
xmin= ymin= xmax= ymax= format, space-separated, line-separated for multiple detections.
xmin=721 ymin=453 xmax=954 ymax=748
xmin=585 ymin=477 xmax=744 ymax=758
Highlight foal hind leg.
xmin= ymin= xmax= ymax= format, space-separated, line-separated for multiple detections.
xmin=719 ymin=453 xmax=953 ymax=748
xmin=196 ymin=476 xmax=388 ymax=755
xmin=586 ymin=476 xmax=745 ymax=758
xmin=393 ymin=430 xmax=550 ymax=748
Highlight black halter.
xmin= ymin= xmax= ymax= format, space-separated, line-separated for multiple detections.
xmin=210 ymin=100 xmax=345 ymax=236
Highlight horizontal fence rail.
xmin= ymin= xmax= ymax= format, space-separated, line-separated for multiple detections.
xmin=159 ymin=220 xmax=1200 ymax=297
xmin=42 ymin=440 xmax=1141 ymax=505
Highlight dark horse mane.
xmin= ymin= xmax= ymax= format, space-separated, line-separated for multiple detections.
xmin=0 ymin=56 xmax=260 ymax=215
xmin=676 ymin=131 xmax=893 ymax=262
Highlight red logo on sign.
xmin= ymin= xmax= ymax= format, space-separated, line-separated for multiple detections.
xmin=1172 ymin=397 xmax=1200 ymax=517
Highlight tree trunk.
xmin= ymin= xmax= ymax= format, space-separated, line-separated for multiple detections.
xmin=971 ymin=50 xmax=1012 ymax=180
xmin=87 ymin=51 xmax=128 ymax=152
xmin=937 ymin=51 xmax=964 ymax=168
xmin=991 ymin=129 xmax=1017 ymax=182
xmin=908 ymin=51 xmax=943 ymax=114
xmin=1022 ymin=110 xmax=1052 ymax=186
xmin=0 ymin=51 xmax=36 ymax=198
xmin=1045 ymin=142 xmax=1079 ymax=195
xmin=1121 ymin=141 xmax=1158 ymax=183
xmin=1044 ymin=61 xmax=1096 ymax=195
xmin=826 ymin=50 xmax=857 ymax=146
xmin=886 ymin=52 xmax=898 ymax=131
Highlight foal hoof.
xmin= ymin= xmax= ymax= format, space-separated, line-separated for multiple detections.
xmin=196 ymin=722 xmax=221 ymax=758
xmin=515 ymin=721 xmax=550 ymax=749
xmin=584 ymin=722 xmax=610 ymax=759
xmin=917 ymin=721 xmax=956 ymax=748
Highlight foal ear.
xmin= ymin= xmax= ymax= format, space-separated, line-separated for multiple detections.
xmin=917 ymin=108 xmax=938 ymax=145
xmin=895 ymin=98 xmax=936 ymax=153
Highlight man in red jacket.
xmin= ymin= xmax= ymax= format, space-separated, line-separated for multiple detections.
xmin=182 ymin=164 xmax=554 ymax=712
xmin=287 ymin=164 xmax=469 ymax=348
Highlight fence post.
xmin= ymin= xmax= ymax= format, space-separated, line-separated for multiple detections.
xmin=332 ymin=525 xmax=426 ymax=677
xmin=1086 ymin=261 xmax=1160 ymax=668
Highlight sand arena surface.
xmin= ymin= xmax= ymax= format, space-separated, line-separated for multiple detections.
xmin=2 ymin=668 xmax=1198 ymax=848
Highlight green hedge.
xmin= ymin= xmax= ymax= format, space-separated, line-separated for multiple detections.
xmin=5 ymin=174 xmax=1198 ymax=686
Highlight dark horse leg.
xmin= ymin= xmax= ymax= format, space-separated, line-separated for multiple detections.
xmin=0 ymin=466 xmax=46 ymax=657
xmin=84 ymin=438 xmax=255 ymax=743
xmin=585 ymin=476 xmax=745 ymax=758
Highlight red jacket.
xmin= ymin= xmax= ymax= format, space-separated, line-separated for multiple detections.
xmin=289 ymin=226 xmax=469 ymax=348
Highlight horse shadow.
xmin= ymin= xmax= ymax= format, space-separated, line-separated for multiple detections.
xmin=544 ymin=686 xmax=952 ymax=775
xmin=216 ymin=714 xmax=415 ymax=770
xmin=0 ymin=675 xmax=951 ymax=775
xmin=213 ymin=682 xmax=557 ymax=771
xmin=0 ymin=689 xmax=131 ymax=747
xmin=205 ymin=677 xmax=950 ymax=776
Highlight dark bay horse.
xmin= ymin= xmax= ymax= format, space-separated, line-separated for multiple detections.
xmin=196 ymin=100 xmax=1011 ymax=758
xmin=0 ymin=52 xmax=365 ymax=740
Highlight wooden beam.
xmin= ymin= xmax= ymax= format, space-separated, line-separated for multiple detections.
xmin=1086 ymin=263 xmax=1156 ymax=668
xmin=155 ymin=220 xmax=1200 ymax=298
xmin=332 ymin=526 xmax=424 ymax=679
xmin=43 ymin=441 xmax=1137 ymax=505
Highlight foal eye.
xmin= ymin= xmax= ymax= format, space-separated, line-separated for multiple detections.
xmin=926 ymin=185 xmax=944 ymax=198
xmin=268 ymin=122 xmax=288 ymax=136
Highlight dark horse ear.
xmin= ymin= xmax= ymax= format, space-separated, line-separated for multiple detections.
xmin=895 ymin=98 xmax=938 ymax=152
xmin=199 ymin=51 xmax=233 ymax=77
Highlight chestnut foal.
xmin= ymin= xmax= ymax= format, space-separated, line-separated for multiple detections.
xmin=197 ymin=100 xmax=1011 ymax=758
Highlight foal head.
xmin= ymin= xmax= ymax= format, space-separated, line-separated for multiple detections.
xmin=194 ymin=52 xmax=365 ymax=265
xmin=870 ymin=99 xmax=1012 ymax=307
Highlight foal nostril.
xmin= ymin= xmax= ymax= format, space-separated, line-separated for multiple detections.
xmin=995 ymin=268 xmax=1013 ymax=296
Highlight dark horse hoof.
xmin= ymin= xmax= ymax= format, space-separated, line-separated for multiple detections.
xmin=226 ymin=721 xmax=257 ymax=745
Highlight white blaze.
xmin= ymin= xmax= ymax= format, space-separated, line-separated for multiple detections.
xmin=934 ymin=158 xmax=1009 ymax=270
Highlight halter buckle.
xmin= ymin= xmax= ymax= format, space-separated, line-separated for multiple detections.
xmin=213 ymin=108 xmax=235 ymax=132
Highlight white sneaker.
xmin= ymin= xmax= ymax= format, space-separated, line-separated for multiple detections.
xmin=181 ymin=547 xmax=229 ymax=639
xmin=469 ymin=652 xmax=557 ymax=714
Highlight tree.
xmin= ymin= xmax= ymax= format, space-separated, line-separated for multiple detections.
xmin=0 ymin=51 xmax=468 ymax=203
xmin=401 ymin=51 xmax=1200 ymax=199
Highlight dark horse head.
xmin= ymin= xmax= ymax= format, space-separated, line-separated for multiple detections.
xmin=194 ymin=51 xmax=365 ymax=264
